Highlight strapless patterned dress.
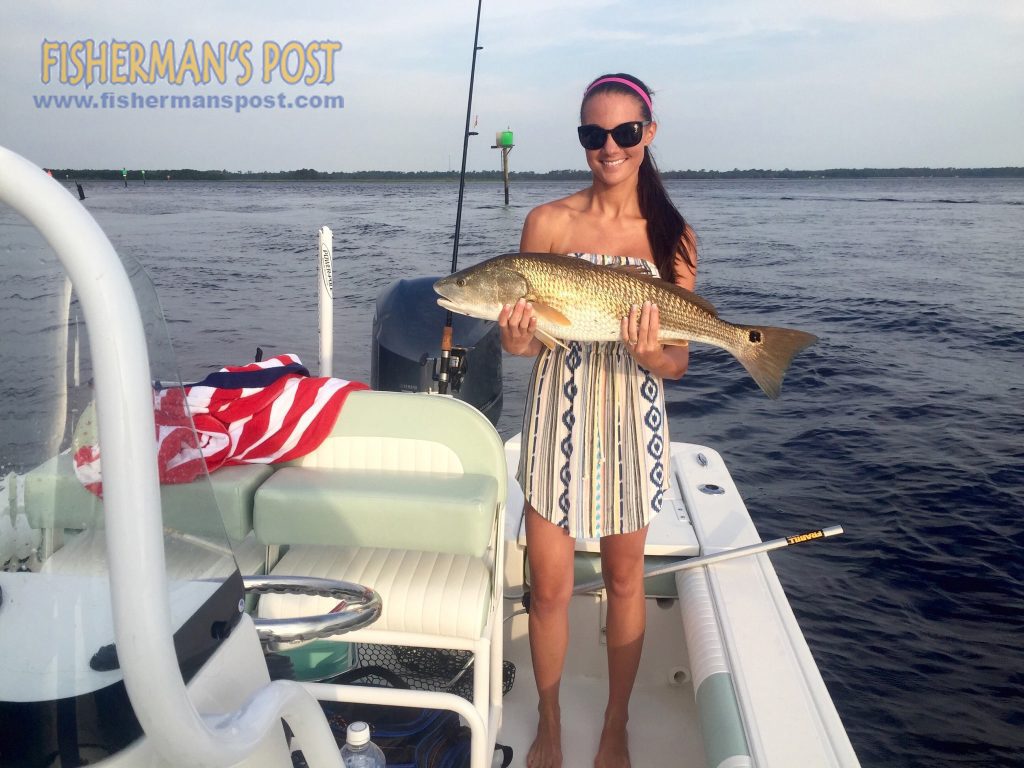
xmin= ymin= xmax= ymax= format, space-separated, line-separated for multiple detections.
xmin=516 ymin=253 xmax=669 ymax=538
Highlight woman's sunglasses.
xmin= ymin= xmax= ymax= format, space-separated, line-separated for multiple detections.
xmin=577 ymin=120 xmax=650 ymax=151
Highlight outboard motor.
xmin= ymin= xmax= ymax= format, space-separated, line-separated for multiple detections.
xmin=372 ymin=276 xmax=502 ymax=426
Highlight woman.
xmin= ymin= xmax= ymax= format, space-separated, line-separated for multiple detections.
xmin=498 ymin=74 xmax=698 ymax=768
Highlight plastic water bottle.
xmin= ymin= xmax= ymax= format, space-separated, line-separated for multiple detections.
xmin=340 ymin=721 xmax=385 ymax=768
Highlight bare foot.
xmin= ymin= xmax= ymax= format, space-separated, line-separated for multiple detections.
xmin=594 ymin=716 xmax=630 ymax=768
xmin=527 ymin=706 xmax=562 ymax=768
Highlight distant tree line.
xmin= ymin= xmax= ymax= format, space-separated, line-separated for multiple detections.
xmin=660 ymin=167 xmax=1024 ymax=179
xmin=49 ymin=166 xmax=1024 ymax=181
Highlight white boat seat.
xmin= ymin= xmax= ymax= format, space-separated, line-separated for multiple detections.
xmin=253 ymin=467 xmax=496 ymax=557
xmin=22 ymin=452 xmax=272 ymax=542
xmin=40 ymin=527 xmax=265 ymax=580
xmin=257 ymin=545 xmax=491 ymax=640
xmin=253 ymin=390 xmax=506 ymax=768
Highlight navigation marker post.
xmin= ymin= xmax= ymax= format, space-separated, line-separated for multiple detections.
xmin=491 ymin=129 xmax=514 ymax=205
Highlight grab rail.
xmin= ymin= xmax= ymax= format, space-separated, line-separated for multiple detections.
xmin=0 ymin=146 xmax=343 ymax=768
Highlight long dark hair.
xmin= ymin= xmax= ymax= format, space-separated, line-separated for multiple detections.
xmin=581 ymin=73 xmax=697 ymax=282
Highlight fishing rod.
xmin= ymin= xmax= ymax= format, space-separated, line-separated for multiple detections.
xmin=572 ymin=525 xmax=845 ymax=595
xmin=513 ymin=524 xmax=844 ymax=615
xmin=437 ymin=0 xmax=484 ymax=396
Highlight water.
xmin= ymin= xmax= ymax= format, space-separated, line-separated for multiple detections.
xmin=341 ymin=722 xmax=385 ymax=768
xmin=2 ymin=176 xmax=1022 ymax=767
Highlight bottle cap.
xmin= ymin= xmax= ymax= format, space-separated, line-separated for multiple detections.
xmin=346 ymin=721 xmax=370 ymax=747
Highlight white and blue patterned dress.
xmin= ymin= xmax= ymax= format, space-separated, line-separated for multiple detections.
xmin=516 ymin=253 xmax=669 ymax=538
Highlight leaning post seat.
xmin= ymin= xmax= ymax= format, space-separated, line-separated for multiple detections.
xmin=23 ymin=452 xmax=273 ymax=542
xmin=253 ymin=390 xmax=507 ymax=763
xmin=21 ymin=451 xmax=271 ymax=576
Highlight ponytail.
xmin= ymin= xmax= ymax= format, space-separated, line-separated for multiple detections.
xmin=638 ymin=148 xmax=697 ymax=283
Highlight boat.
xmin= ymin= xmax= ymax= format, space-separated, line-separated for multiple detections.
xmin=0 ymin=145 xmax=861 ymax=767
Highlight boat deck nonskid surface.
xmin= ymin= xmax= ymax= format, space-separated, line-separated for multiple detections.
xmin=494 ymin=440 xmax=709 ymax=766
xmin=498 ymin=597 xmax=706 ymax=767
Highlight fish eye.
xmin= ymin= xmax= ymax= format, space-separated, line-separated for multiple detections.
xmin=456 ymin=278 xmax=467 ymax=287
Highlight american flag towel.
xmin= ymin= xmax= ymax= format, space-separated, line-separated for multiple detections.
xmin=73 ymin=354 xmax=368 ymax=495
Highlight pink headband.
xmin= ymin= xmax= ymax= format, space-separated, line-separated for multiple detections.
xmin=585 ymin=76 xmax=653 ymax=114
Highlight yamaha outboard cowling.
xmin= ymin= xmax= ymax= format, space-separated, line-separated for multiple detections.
xmin=372 ymin=276 xmax=502 ymax=426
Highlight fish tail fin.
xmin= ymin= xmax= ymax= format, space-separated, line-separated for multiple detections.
xmin=733 ymin=326 xmax=818 ymax=399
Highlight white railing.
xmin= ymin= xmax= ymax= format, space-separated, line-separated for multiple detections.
xmin=0 ymin=146 xmax=342 ymax=768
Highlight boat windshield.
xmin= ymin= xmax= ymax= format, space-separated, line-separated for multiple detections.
xmin=0 ymin=202 xmax=243 ymax=760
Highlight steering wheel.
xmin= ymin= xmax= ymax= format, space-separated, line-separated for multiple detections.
xmin=243 ymin=575 xmax=382 ymax=647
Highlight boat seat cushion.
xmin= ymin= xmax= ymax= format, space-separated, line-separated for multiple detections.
xmin=23 ymin=452 xmax=272 ymax=542
xmin=40 ymin=527 xmax=266 ymax=578
xmin=252 ymin=466 xmax=498 ymax=557
xmin=165 ymin=464 xmax=276 ymax=541
xmin=23 ymin=453 xmax=101 ymax=530
xmin=259 ymin=544 xmax=491 ymax=640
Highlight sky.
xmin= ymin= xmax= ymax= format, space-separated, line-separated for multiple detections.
xmin=1 ymin=0 xmax=1021 ymax=173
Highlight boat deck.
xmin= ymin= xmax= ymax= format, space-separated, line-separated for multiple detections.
xmin=499 ymin=595 xmax=706 ymax=766
xmin=497 ymin=436 xmax=707 ymax=765
xmin=496 ymin=437 xmax=860 ymax=768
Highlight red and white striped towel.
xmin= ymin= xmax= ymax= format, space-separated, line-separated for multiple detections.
xmin=74 ymin=354 xmax=368 ymax=496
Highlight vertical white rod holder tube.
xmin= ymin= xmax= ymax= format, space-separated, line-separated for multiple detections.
xmin=317 ymin=226 xmax=333 ymax=377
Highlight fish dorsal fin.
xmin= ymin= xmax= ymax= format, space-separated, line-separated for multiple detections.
xmin=527 ymin=299 xmax=571 ymax=326
xmin=598 ymin=261 xmax=720 ymax=318
xmin=504 ymin=250 xmax=719 ymax=318
xmin=666 ymin=283 xmax=719 ymax=317
xmin=607 ymin=263 xmax=659 ymax=278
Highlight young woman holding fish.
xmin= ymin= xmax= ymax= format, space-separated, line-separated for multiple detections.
xmin=499 ymin=74 xmax=698 ymax=768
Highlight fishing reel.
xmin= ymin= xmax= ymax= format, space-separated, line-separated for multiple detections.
xmin=424 ymin=344 xmax=468 ymax=395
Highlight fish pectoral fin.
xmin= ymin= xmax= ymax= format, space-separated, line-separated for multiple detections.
xmin=535 ymin=328 xmax=567 ymax=350
xmin=528 ymin=300 xmax=571 ymax=326
xmin=660 ymin=337 xmax=691 ymax=347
